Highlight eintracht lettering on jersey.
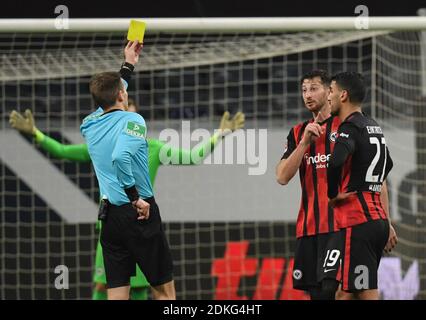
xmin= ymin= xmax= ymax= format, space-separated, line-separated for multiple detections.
xmin=366 ymin=126 xmax=383 ymax=134
xmin=305 ymin=153 xmax=331 ymax=169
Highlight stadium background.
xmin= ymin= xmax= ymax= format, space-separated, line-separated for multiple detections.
xmin=0 ymin=0 xmax=425 ymax=300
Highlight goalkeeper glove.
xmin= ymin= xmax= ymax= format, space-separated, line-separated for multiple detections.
xmin=9 ymin=109 xmax=37 ymax=136
xmin=218 ymin=111 xmax=245 ymax=137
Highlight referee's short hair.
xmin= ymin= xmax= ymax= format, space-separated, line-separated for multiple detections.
xmin=89 ymin=72 xmax=124 ymax=108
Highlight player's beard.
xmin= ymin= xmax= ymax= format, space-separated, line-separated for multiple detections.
xmin=305 ymin=100 xmax=322 ymax=113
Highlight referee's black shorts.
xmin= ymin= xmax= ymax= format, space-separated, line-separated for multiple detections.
xmin=100 ymin=197 xmax=174 ymax=289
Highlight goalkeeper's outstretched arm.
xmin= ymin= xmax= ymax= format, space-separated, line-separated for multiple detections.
xmin=9 ymin=109 xmax=91 ymax=162
xmin=155 ymin=111 xmax=245 ymax=165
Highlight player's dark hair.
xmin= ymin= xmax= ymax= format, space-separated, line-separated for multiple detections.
xmin=300 ymin=69 xmax=331 ymax=87
xmin=89 ymin=72 xmax=123 ymax=108
xmin=331 ymin=71 xmax=366 ymax=104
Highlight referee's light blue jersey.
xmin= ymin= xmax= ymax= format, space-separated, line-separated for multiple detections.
xmin=80 ymin=107 xmax=153 ymax=205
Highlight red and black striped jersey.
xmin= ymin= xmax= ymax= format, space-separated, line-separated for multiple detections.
xmin=281 ymin=116 xmax=341 ymax=238
xmin=329 ymin=112 xmax=393 ymax=228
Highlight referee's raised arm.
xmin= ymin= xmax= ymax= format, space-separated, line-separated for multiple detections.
xmin=119 ymin=41 xmax=143 ymax=88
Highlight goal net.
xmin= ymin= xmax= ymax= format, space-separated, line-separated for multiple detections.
xmin=0 ymin=18 xmax=425 ymax=299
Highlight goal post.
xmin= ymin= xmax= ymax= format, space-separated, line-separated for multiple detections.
xmin=0 ymin=17 xmax=425 ymax=300
xmin=1 ymin=17 xmax=426 ymax=32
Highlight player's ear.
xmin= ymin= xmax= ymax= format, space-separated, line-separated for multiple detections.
xmin=340 ymin=90 xmax=348 ymax=103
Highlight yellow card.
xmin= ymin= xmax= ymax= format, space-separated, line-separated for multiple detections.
xmin=127 ymin=20 xmax=146 ymax=42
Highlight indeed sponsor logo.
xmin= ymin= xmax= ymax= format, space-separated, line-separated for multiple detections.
xmin=305 ymin=153 xmax=331 ymax=166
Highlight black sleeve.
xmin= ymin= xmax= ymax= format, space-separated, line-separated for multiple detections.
xmin=327 ymin=122 xmax=359 ymax=199
xmin=334 ymin=122 xmax=358 ymax=154
xmin=384 ymin=147 xmax=394 ymax=181
xmin=327 ymin=142 xmax=352 ymax=199
xmin=281 ymin=128 xmax=297 ymax=160
xmin=119 ymin=62 xmax=135 ymax=84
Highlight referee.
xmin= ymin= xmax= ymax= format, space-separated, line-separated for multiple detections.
xmin=80 ymin=41 xmax=175 ymax=300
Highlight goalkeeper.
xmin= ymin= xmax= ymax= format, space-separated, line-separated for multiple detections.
xmin=9 ymin=103 xmax=244 ymax=300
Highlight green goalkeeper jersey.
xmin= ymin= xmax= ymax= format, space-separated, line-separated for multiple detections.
xmin=34 ymin=129 xmax=220 ymax=185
